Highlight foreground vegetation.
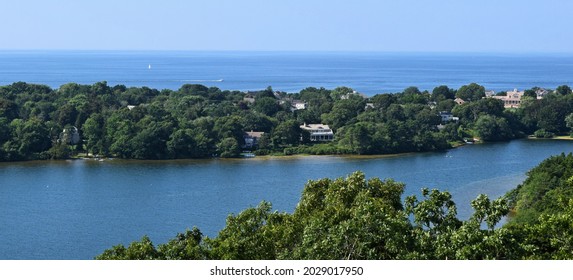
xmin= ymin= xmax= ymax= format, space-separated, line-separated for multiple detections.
xmin=1 ymin=82 xmax=573 ymax=161
xmin=97 ymin=153 xmax=573 ymax=260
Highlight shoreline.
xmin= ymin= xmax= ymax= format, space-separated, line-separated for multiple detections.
xmin=1 ymin=145 xmax=456 ymax=165
xmin=3 ymin=137 xmax=572 ymax=164
xmin=527 ymin=135 xmax=573 ymax=141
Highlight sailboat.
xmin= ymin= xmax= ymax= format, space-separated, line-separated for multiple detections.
xmin=148 ymin=64 xmax=151 ymax=70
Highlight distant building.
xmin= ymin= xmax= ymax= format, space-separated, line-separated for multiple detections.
xmin=243 ymin=94 xmax=256 ymax=104
xmin=127 ymin=105 xmax=136 ymax=110
xmin=291 ymin=100 xmax=307 ymax=111
xmin=439 ymin=111 xmax=459 ymax=123
xmin=485 ymin=90 xmax=496 ymax=97
xmin=365 ymin=102 xmax=375 ymax=110
xmin=536 ymin=88 xmax=549 ymax=99
xmin=492 ymin=88 xmax=524 ymax=108
xmin=454 ymin=98 xmax=466 ymax=105
xmin=428 ymin=101 xmax=437 ymax=110
xmin=61 ymin=126 xmax=81 ymax=145
xmin=243 ymin=131 xmax=265 ymax=149
xmin=341 ymin=91 xmax=367 ymax=100
xmin=300 ymin=123 xmax=334 ymax=142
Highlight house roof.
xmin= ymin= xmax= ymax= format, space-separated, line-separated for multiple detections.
xmin=300 ymin=123 xmax=332 ymax=130
xmin=245 ymin=131 xmax=265 ymax=138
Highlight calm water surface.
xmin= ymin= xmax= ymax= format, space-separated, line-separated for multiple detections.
xmin=0 ymin=139 xmax=572 ymax=259
xmin=1 ymin=51 xmax=573 ymax=94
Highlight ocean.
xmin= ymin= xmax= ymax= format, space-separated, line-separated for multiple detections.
xmin=1 ymin=51 xmax=573 ymax=95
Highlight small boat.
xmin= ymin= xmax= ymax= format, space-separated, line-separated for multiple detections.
xmin=148 ymin=64 xmax=151 ymax=69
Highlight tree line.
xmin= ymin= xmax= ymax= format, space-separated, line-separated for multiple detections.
xmin=1 ymin=81 xmax=573 ymax=161
xmin=96 ymin=153 xmax=573 ymax=260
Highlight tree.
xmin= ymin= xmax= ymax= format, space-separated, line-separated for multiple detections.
xmin=405 ymin=188 xmax=460 ymax=233
xmin=321 ymin=96 xmax=365 ymax=130
xmin=518 ymin=95 xmax=573 ymax=134
xmin=48 ymin=142 xmax=72 ymax=159
xmin=507 ymin=153 xmax=573 ymax=224
xmin=528 ymin=199 xmax=573 ymax=259
xmin=240 ymin=111 xmax=275 ymax=132
xmin=555 ymin=85 xmax=572 ymax=95
xmin=0 ymin=98 xmax=18 ymax=120
xmin=399 ymin=86 xmax=428 ymax=104
xmin=217 ymin=137 xmax=240 ymax=158
xmin=330 ymin=86 xmax=355 ymax=100
xmin=157 ymin=228 xmax=205 ymax=260
xmin=179 ymin=84 xmax=209 ymax=97
xmin=253 ymin=97 xmax=280 ymax=116
xmin=129 ymin=117 xmax=174 ymax=159
xmin=337 ymin=122 xmax=375 ymax=154
xmin=271 ymin=120 xmax=301 ymax=147
xmin=213 ymin=116 xmax=245 ymax=147
xmin=566 ymin=113 xmax=573 ymax=133
xmin=292 ymin=172 xmax=411 ymax=259
xmin=10 ymin=117 xmax=51 ymax=159
xmin=96 ymin=236 xmax=159 ymax=260
xmin=167 ymin=129 xmax=198 ymax=158
xmin=91 ymin=81 xmax=112 ymax=96
xmin=432 ymin=85 xmax=455 ymax=101
xmin=54 ymin=104 xmax=79 ymax=127
xmin=0 ymin=117 xmax=10 ymax=143
xmin=370 ymin=93 xmax=397 ymax=111
xmin=83 ymin=114 xmax=106 ymax=155
xmin=298 ymin=87 xmax=333 ymax=115
xmin=524 ymin=89 xmax=537 ymax=98
xmin=474 ymin=115 xmax=513 ymax=141
xmin=436 ymin=99 xmax=457 ymax=112
xmin=452 ymin=98 xmax=505 ymax=124
xmin=456 ymin=83 xmax=485 ymax=102
xmin=208 ymin=201 xmax=281 ymax=259
xmin=405 ymin=188 xmax=461 ymax=259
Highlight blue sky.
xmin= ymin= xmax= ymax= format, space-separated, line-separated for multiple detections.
xmin=1 ymin=0 xmax=572 ymax=52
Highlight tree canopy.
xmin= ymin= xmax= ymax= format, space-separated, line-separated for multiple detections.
xmin=1 ymin=81 xmax=573 ymax=161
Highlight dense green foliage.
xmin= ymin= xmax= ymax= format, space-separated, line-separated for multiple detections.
xmin=1 ymin=81 xmax=573 ymax=161
xmin=507 ymin=153 xmax=573 ymax=224
xmin=97 ymin=156 xmax=573 ymax=259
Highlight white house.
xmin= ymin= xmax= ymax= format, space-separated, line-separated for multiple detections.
xmin=439 ymin=111 xmax=459 ymax=123
xmin=300 ymin=123 xmax=334 ymax=142
xmin=291 ymin=100 xmax=307 ymax=111
xmin=485 ymin=90 xmax=496 ymax=97
xmin=536 ymin=88 xmax=549 ymax=99
xmin=61 ymin=126 xmax=81 ymax=145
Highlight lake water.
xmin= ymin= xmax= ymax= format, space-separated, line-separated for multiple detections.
xmin=1 ymin=139 xmax=572 ymax=259
xmin=1 ymin=51 xmax=573 ymax=95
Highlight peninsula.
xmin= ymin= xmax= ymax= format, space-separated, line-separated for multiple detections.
xmin=1 ymin=82 xmax=572 ymax=162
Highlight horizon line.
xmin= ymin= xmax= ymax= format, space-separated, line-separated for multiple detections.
xmin=1 ymin=49 xmax=573 ymax=55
